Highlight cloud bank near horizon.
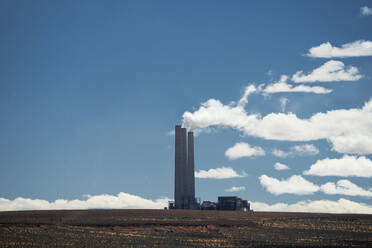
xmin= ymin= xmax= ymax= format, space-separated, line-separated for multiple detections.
xmin=1 ymin=193 xmax=372 ymax=214
xmin=251 ymin=198 xmax=372 ymax=214
xmin=0 ymin=192 xmax=170 ymax=211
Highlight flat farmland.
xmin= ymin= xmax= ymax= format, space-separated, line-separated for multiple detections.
xmin=0 ymin=209 xmax=371 ymax=247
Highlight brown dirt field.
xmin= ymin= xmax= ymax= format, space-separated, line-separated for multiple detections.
xmin=0 ymin=209 xmax=371 ymax=247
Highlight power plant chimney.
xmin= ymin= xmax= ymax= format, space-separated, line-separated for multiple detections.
xmin=187 ymin=131 xmax=195 ymax=206
xmin=174 ymin=125 xmax=196 ymax=209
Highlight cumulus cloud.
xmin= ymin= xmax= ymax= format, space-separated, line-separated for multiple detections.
xmin=274 ymin=162 xmax=290 ymax=171
xmin=0 ymin=192 xmax=170 ymax=211
xmin=291 ymin=144 xmax=319 ymax=155
xmin=263 ymin=75 xmax=332 ymax=94
xmin=260 ymin=173 xmax=372 ymax=197
xmin=238 ymin=85 xmax=257 ymax=107
xmin=307 ymin=40 xmax=372 ymax=58
xmin=291 ymin=60 xmax=362 ymax=83
xmin=195 ymin=167 xmax=247 ymax=179
xmin=259 ymin=175 xmax=319 ymax=195
xmin=272 ymin=144 xmax=319 ymax=158
xmin=320 ymin=180 xmax=372 ymax=197
xmin=272 ymin=149 xmax=289 ymax=158
xmin=225 ymin=186 xmax=246 ymax=192
xmin=183 ymin=92 xmax=372 ymax=155
xmin=225 ymin=142 xmax=265 ymax=160
xmin=251 ymin=198 xmax=372 ymax=214
xmin=361 ymin=6 xmax=372 ymax=16
xmin=304 ymin=155 xmax=372 ymax=177
xmin=329 ymin=135 xmax=372 ymax=154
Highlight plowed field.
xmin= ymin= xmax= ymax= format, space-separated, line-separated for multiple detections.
xmin=0 ymin=209 xmax=371 ymax=247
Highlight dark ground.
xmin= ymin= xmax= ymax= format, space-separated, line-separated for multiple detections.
xmin=0 ymin=209 xmax=371 ymax=247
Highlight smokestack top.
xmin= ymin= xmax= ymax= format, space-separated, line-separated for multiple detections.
xmin=175 ymin=125 xmax=186 ymax=132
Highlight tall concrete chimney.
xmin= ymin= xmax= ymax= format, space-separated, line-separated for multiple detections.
xmin=174 ymin=125 xmax=187 ymax=209
xmin=174 ymin=125 xmax=196 ymax=209
xmin=187 ymin=131 xmax=195 ymax=207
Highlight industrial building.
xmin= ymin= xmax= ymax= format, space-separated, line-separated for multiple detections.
xmin=200 ymin=197 xmax=250 ymax=211
xmin=169 ymin=125 xmax=250 ymax=211
xmin=200 ymin=201 xmax=217 ymax=210
xmin=217 ymin=196 xmax=250 ymax=211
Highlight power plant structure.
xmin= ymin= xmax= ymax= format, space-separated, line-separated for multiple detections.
xmin=169 ymin=125 xmax=250 ymax=211
xmin=173 ymin=125 xmax=198 ymax=209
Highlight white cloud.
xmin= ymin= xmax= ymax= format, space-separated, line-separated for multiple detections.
xmin=225 ymin=186 xmax=246 ymax=192
xmin=279 ymin=97 xmax=289 ymax=112
xmin=0 ymin=192 xmax=170 ymax=211
xmin=225 ymin=142 xmax=265 ymax=160
xmin=320 ymin=180 xmax=372 ymax=197
xmin=183 ymin=92 xmax=372 ymax=155
xmin=272 ymin=144 xmax=319 ymax=158
xmin=251 ymin=198 xmax=372 ymax=214
xmin=307 ymin=40 xmax=372 ymax=58
xmin=329 ymin=135 xmax=372 ymax=154
xmin=260 ymin=173 xmax=372 ymax=197
xmin=274 ymin=162 xmax=290 ymax=171
xmin=272 ymin=149 xmax=289 ymax=158
xmin=292 ymin=60 xmax=362 ymax=83
xmin=2 ymin=193 xmax=372 ymax=214
xmin=238 ymin=85 xmax=257 ymax=107
xmin=291 ymin=144 xmax=319 ymax=155
xmin=263 ymin=75 xmax=332 ymax=94
xmin=259 ymin=175 xmax=319 ymax=195
xmin=304 ymin=155 xmax=372 ymax=178
xmin=195 ymin=167 xmax=247 ymax=179
xmin=361 ymin=6 xmax=372 ymax=16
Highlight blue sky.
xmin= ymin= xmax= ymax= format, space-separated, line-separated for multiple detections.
xmin=1 ymin=0 xmax=372 ymax=212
